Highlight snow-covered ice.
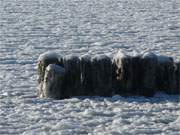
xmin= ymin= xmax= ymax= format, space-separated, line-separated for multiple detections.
xmin=0 ymin=93 xmax=179 ymax=134
xmin=0 ymin=0 xmax=180 ymax=134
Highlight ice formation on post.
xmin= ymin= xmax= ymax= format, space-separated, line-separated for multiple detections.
xmin=37 ymin=52 xmax=63 ymax=97
xmin=112 ymin=50 xmax=133 ymax=95
xmin=42 ymin=64 xmax=65 ymax=99
xmin=37 ymin=50 xmax=180 ymax=99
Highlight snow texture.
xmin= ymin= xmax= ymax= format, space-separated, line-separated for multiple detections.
xmin=0 ymin=0 xmax=180 ymax=134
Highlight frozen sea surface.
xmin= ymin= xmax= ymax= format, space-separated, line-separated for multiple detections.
xmin=0 ymin=0 xmax=180 ymax=134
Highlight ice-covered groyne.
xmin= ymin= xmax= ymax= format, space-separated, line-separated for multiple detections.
xmin=37 ymin=50 xmax=180 ymax=99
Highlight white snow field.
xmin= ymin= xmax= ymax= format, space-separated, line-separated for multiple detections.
xmin=0 ymin=0 xmax=180 ymax=134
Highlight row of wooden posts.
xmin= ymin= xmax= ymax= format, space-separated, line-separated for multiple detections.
xmin=37 ymin=51 xmax=180 ymax=99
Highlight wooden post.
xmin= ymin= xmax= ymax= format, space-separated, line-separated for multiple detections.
xmin=139 ymin=52 xmax=157 ymax=96
xmin=112 ymin=51 xmax=133 ymax=95
xmin=80 ymin=55 xmax=93 ymax=95
xmin=63 ymin=55 xmax=81 ymax=97
xmin=131 ymin=55 xmax=141 ymax=95
xmin=171 ymin=62 xmax=180 ymax=94
xmin=177 ymin=62 xmax=180 ymax=94
xmin=91 ymin=55 xmax=112 ymax=96
xmin=156 ymin=56 xmax=174 ymax=94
